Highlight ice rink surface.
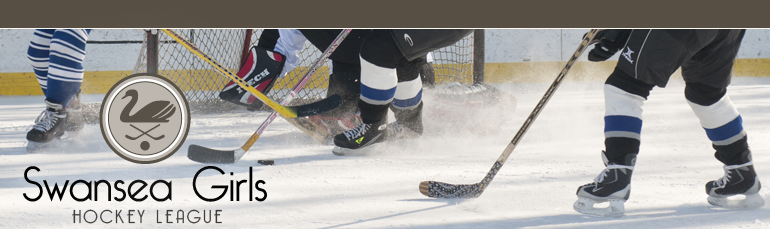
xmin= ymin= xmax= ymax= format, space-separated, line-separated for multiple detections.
xmin=1 ymin=77 xmax=769 ymax=228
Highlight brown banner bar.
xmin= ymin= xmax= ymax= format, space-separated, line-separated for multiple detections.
xmin=2 ymin=0 xmax=769 ymax=28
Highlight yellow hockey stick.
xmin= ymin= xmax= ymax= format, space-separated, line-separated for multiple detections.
xmin=161 ymin=29 xmax=341 ymax=118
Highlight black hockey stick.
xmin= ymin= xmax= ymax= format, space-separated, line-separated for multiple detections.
xmin=188 ymin=29 xmax=352 ymax=164
xmin=161 ymin=29 xmax=342 ymax=118
xmin=419 ymin=29 xmax=601 ymax=198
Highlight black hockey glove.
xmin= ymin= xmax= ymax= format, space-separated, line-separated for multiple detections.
xmin=587 ymin=29 xmax=631 ymax=62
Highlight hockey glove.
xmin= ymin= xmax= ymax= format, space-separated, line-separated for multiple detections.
xmin=587 ymin=29 xmax=631 ymax=62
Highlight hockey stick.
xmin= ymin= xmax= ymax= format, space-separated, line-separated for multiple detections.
xmin=160 ymin=29 xmax=341 ymax=118
xmin=419 ymin=29 xmax=601 ymax=198
xmin=187 ymin=29 xmax=353 ymax=164
xmin=125 ymin=124 xmax=165 ymax=140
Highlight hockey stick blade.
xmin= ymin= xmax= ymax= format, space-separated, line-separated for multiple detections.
xmin=420 ymin=29 xmax=601 ymax=199
xmin=421 ymin=161 xmax=503 ymax=198
xmin=187 ymin=144 xmax=241 ymax=164
xmin=419 ymin=181 xmax=483 ymax=199
xmin=294 ymin=94 xmax=342 ymax=117
xmin=187 ymin=95 xmax=341 ymax=164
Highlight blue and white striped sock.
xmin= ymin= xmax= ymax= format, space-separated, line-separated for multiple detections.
xmin=28 ymin=29 xmax=56 ymax=94
xmin=28 ymin=29 xmax=91 ymax=107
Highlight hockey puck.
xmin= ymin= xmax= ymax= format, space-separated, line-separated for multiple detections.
xmin=257 ymin=160 xmax=274 ymax=165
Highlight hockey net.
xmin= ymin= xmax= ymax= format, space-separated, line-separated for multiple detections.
xmin=132 ymin=29 xmax=480 ymax=113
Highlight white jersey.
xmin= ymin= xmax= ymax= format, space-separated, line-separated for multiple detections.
xmin=275 ymin=29 xmax=307 ymax=77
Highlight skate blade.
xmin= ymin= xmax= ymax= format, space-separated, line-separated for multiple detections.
xmin=707 ymin=193 xmax=765 ymax=209
xmin=26 ymin=141 xmax=44 ymax=153
xmin=573 ymin=197 xmax=626 ymax=218
xmin=25 ymin=131 xmax=81 ymax=153
xmin=332 ymin=143 xmax=384 ymax=156
xmin=26 ymin=139 xmax=61 ymax=153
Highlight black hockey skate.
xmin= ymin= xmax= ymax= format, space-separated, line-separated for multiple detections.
xmin=574 ymin=151 xmax=636 ymax=217
xmin=26 ymin=100 xmax=71 ymax=152
xmin=219 ymin=46 xmax=286 ymax=110
xmin=387 ymin=121 xmax=421 ymax=140
xmin=388 ymin=102 xmax=423 ymax=140
xmin=706 ymin=149 xmax=764 ymax=209
xmin=332 ymin=119 xmax=387 ymax=156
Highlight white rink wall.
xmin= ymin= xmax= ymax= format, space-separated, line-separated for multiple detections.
xmin=0 ymin=29 xmax=144 ymax=72
xmin=2 ymin=29 xmax=770 ymax=73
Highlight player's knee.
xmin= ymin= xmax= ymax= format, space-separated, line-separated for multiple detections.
xmin=359 ymin=56 xmax=397 ymax=107
xmin=28 ymin=44 xmax=50 ymax=69
xmin=396 ymin=58 xmax=423 ymax=82
xmin=605 ymin=69 xmax=655 ymax=99
xmin=684 ymin=82 xmax=726 ymax=106
xmin=360 ymin=30 xmax=402 ymax=69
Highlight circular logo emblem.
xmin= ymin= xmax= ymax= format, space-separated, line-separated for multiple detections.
xmin=100 ymin=73 xmax=190 ymax=164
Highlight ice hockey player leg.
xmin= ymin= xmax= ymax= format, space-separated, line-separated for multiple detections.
xmin=27 ymin=100 xmax=73 ymax=152
xmin=705 ymin=150 xmax=765 ymax=209
xmin=64 ymin=89 xmax=85 ymax=131
xmin=388 ymin=57 xmax=424 ymax=141
xmin=26 ymin=29 xmax=91 ymax=153
xmin=388 ymin=103 xmax=423 ymax=141
xmin=334 ymin=29 xmax=473 ymax=155
xmin=331 ymin=119 xmax=388 ymax=156
xmin=573 ymin=152 xmax=636 ymax=217
xmin=306 ymin=62 xmax=364 ymax=138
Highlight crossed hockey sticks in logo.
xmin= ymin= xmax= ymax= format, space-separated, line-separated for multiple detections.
xmin=125 ymin=124 xmax=165 ymax=140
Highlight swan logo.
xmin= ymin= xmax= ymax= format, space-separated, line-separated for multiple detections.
xmin=100 ymin=73 xmax=190 ymax=164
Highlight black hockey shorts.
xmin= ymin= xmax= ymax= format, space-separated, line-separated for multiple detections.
xmin=300 ymin=29 xmax=372 ymax=65
xmin=390 ymin=29 xmax=474 ymax=61
xmin=300 ymin=29 xmax=371 ymax=98
xmin=615 ymin=29 xmax=745 ymax=89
